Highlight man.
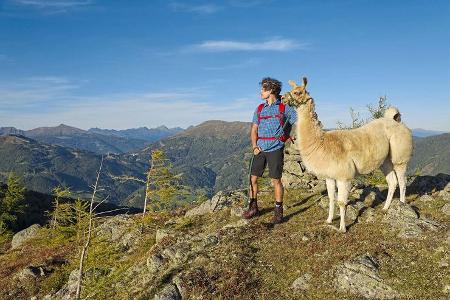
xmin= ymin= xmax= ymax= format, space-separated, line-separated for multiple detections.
xmin=243 ymin=77 xmax=297 ymax=224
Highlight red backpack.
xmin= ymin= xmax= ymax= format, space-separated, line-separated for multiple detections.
xmin=256 ymin=103 xmax=291 ymax=142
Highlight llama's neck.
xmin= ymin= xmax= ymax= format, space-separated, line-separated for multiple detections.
xmin=296 ymin=98 xmax=324 ymax=156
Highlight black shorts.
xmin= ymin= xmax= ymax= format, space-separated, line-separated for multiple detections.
xmin=251 ymin=148 xmax=284 ymax=179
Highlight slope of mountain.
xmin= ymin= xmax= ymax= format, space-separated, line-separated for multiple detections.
xmin=0 ymin=120 xmax=251 ymax=207
xmin=88 ymin=125 xmax=183 ymax=142
xmin=123 ymin=120 xmax=251 ymax=195
xmin=0 ymin=135 xmax=147 ymax=206
xmin=409 ymin=133 xmax=450 ymax=175
xmin=412 ymin=128 xmax=448 ymax=138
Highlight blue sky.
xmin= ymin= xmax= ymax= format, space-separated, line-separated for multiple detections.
xmin=0 ymin=0 xmax=449 ymax=130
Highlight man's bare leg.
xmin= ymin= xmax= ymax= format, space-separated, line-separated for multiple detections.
xmin=244 ymin=175 xmax=260 ymax=219
xmin=272 ymin=178 xmax=284 ymax=223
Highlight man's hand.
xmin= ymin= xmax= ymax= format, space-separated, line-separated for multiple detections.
xmin=253 ymin=146 xmax=262 ymax=155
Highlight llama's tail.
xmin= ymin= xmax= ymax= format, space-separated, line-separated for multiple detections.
xmin=384 ymin=107 xmax=401 ymax=122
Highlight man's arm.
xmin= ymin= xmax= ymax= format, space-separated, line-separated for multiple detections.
xmin=251 ymin=123 xmax=258 ymax=149
xmin=250 ymin=123 xmax=261 ymax=155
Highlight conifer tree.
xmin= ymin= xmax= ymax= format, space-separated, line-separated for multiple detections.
xmin=144 ymin=149 xmax=180 ymax=213
xmin=0 ymin=173 xmax=26 ymax=232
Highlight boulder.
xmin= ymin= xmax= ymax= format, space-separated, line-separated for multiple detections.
xmin=96 ymin=214 xmax=140 ymax=251
xmin=334 ymin=254 xmax=400 ymax=299
xmin=442 ymin=204 xmax=450 ymax=216
xmin=419 ymin=194 xmax=434 ymax=202
xmin=291 ymin=273 xmax=312 ymax=291
xmin=52 ymin=269 xmax=79 ymax=300
xmin=383 ymin=200 xmax=443 ymax=238
xmin=185 ymin=190 xmax=246 ymax=217
xmin=11 ymin=224 xmax=41 ymax=250
xmin=154 ymin=283 xmax=181 ymax=300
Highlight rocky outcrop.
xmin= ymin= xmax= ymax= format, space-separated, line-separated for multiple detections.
xmin=383 ymin=200 xmax=444 ymax=239
xmin=11 ymin=224 xmax=41 ymax=250
xmin=291 ymin=273 xmax=312 ymax=291
xmin=154 ymin=283 xmax=181 ymax=300
xmin=185 ymin=190 xmax=246 ymax=217
xmin=96 ymin=214 xmax=141 ymax=252
xmin=282 ymin=138 xmax=326 ymax=193
xmin=334 ymin=254 xmax=400 ymax=299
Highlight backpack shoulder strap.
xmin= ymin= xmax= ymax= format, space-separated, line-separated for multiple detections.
xmin=279 ymin=102 xmax=285 ymax=114
xmin=278 ymin=102 xmax=286 ymax=127
xmin=257 ymin=103 xmax=265 ymax=125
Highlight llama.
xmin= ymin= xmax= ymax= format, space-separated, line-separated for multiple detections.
xmin=284 ymin=77 xmax=413 ymax=232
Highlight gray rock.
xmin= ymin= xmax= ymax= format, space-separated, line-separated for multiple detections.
xmin=147 ymin=253 xmax=165 ymax=273
xmin=438 ymin=190 xmax=450 ymax=201
xmin=156 ymin=229 xmax=174 ymax=243
xmin=419 ymin=194 xmax=434 ymax=202
xmin=97 ymin=214 xmax=140 ymax=251
xmin=52 ymin=269 xmax=79 ymax=300
xmin=203 ymin=234 xmax=219 ymax=247
xmin=291 ymin=273 xmax=312 ymax=291
xmin=172 ymin=275 xmax=188 ymax=299
xmin=442 ymin=203 xmax=450 ymax=216
xmin=230 ymin=206 xmax=244 ymax=218
xmin=154 ymin=283 xmax=181 ymax=300
xmin=14 ymin=267 xmax=37 ymax=282
xmin=360 ymin=207 xmax=376 ymax=223
xmin=334 ymin=254 xmax=400 ymax=299
xmin=364 ymin=191 xmax=378 ymax=205
xmin=222 ymin=219 xmax=249 ymax=230
xmin=383 ymin=200 xmax=422 ymax=238
xmin=443 ymin=284 xmax=450 ymax=294
xmin=185 ymin=190 xmax=246 ymax=217
xmin=438 ymin=259 xmax=449 ymax=268
xmin=11 ymin=224 xmax=41 ymax=249
xmin=346 ymin=201 xmax=366 ymax=222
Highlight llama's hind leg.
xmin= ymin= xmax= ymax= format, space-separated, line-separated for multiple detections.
xmin=394 ymin=164 xmax=407 ymax=203
xmin=381 ymin=160 xmax=398 ymax=210
xmin=337 ymin=180 xmax=350 ymax=233
xmin=325 ymin=178 xmax=336 ymax=223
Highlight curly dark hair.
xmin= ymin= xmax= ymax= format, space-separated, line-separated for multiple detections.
xmin=260 ymin=77 xmax=282 ymax=97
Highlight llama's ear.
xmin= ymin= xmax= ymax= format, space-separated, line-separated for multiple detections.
xmin=302 ymin=77 xmax=308 ymax=87
xmin=288 ymin=80 xmax=297 ymax=88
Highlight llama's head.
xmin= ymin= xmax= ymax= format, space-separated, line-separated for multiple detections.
xmin=283 ymin=77 xmax=311 ymax=107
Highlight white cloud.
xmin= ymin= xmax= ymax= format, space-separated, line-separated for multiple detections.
xmin=0 ymin=76 xmax=78 ymax=107
xmin=0 ymin=93 xmax=254 ymax=130
xmin=189 ymin=37 xmax=308 ymax=52
xmin=0 ymin=77 xmax=254 ymax=130
xmin=169 ymin=2 xmax=222 ymax=14
xmin=11 ymin=0 xmax=94 ymax=13
xmin=13 ymin=0 xmax=93 ymax=8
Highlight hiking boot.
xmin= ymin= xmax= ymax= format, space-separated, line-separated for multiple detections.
xmin=243 ymin=199 xmax=259 ymax=219
xmin=272 ymin=204 xmax=283 ymax=224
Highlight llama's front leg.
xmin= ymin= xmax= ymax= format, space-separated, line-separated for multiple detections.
xmin=381 ymin=161 xmax=398 ymax=210
xmin=337 ymin=180 xmax=350 ymax=233
xmin=325 ymin=178 xmax=336 ymax=223
xmin=394 ymin=164 xmax=407 ymax=203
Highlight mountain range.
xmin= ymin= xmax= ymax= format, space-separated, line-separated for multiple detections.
xmin=0 ymin=124 xmax=183 ymax=154
xmin=0 ymin=121 xmax=448 ymax=208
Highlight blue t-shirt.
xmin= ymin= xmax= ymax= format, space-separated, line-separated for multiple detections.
xmin=252 ymin=99 xmax=297 ymax=152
